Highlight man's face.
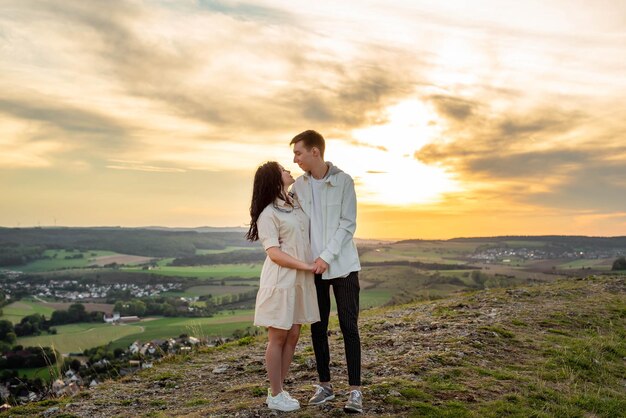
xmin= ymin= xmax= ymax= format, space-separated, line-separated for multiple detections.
xmin=292 ymin=141 xmax=316 ymax=172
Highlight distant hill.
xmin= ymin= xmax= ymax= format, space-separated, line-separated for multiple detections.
xmin=0 ymin=227 xmax=255 ymax=259
xmin=398 ymin=235 xmax=626 ymax=249
xmin=10 ymin=275 xmax=624 ymax=417
xmin=141 ymin=226 xmax=248 ymax=233
xmin=448 ymin=235 xmax=626 ymax=246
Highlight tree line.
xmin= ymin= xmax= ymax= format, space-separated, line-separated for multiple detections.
xmin=0 ymin=227 xmax=256 ymax=264
xmin=0 ymin=244 xmax=45 ymax=267
xmin=360 ymin=260 xmax=478 ymax=270
xmin=0 ymin=345 xmax=58 ymax=370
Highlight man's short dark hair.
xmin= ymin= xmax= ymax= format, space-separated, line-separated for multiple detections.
xmin=290 ymin=130 xmax=325 ymax=158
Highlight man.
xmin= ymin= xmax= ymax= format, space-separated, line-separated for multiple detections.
xmin=290 ymin=130 xmax=363 ymax=413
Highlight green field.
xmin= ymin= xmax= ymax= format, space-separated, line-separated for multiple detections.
xmin=16 ymin=322 xmax=143 ymax=354
xmin=195 ymin=246 xmax=258 ymax=255
xmin=164 ymin=284 xmax=257 ymax=298
xmin=14 ymin=310 xmax=257 ymax=354
xmin=109 ymin=310 xmax=255 ymax=349
xmin=557 ymin=258 xmax=613 ymax=270
xmin=12 ymin=366 xmax=58 ymax=381
xmin=15 ymin=249 xmax=155 ymax=272
xmin=359 ymin=288 xmax=393 ymax=309
xmin=16 ymin=250 xmax=120 ymax=272
xmin=360 ymin=242 xmax=473 ymax=264
xmin=1 ymin=299 xmax=57 ymax=324
xmin=123 ymin=263 xmax=262 ymax=279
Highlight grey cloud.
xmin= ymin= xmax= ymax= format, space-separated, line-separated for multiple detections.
xmin=524 ymin=162 xmax=626 ymax=211
xmin=429 ymin=95 xmax=477 ymax=121
xmin=302 ymin=96 xmax=334 ymax=122
xmin=0 ymin=96 xmax=128 ymax=146
xmin=415 ymin=93 xmax=626 ymax=213
xmin=292 ymin=61 xmax=417 ymax=130
xmin=417 ymin=99 xmax=587 ymax=166
xmin=467 ymin=150 xmax=589 ymax=178
xmin=497 ymin=112 xmax=584 ymax=139
xmin=197 ymin=0 xmax=294 ymax=24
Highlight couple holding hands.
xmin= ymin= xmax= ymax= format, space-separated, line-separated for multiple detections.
xmin=246 ymin=130 xmax=363 ymax=413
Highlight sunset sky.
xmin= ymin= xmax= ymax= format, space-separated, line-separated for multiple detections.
xmin=1 ymin=0 xmax=625 ymax=239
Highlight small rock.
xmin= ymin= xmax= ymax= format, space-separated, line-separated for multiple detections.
xmin=320 ymin=403 xmax=333 ymax=412
xmin=43 ymin=407 xmax=60 ymax=416
xmin=381 ymin=321 xmax=395 ymax=330
xmin=212 ymin=364 xmax=230 ymax=374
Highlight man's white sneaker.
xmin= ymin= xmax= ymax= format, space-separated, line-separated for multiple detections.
xmin=267 ymin=391 xmax=300 ymax=412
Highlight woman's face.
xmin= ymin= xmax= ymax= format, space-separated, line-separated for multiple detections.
xmin=279 ymin=165 xmax=295 ymax=187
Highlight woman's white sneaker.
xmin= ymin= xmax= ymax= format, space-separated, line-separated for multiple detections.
xmin=267 ymin=391 xmax=300 ymax=412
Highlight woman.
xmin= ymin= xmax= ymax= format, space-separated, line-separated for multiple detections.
xmin=246 ymin=161 xmax=320 ymax=412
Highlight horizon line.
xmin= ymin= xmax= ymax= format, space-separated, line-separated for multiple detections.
xmin=1 ymin=225 xmax=626 ymax=242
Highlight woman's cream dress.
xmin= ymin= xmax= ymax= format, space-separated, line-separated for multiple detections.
xmin=253 ymin=198 xmax=320 ymax=330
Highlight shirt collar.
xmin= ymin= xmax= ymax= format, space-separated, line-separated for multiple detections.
xmin=303 ymin=162 xmax=337 ymax=185
xmin=274 ymin=196 xmax=291 ymax=208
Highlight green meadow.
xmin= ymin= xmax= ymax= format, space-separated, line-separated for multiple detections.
xmin=16 ymin=323 xmax=143 ymax=354
xmin=13 ymin=310 xmax=257 ymax=354
xmin=359 ymin=288 xmax=393 ymax=309
xmin=557 ymin=258 xmax=613 ymax=270
xmin=109 ymin=310 xmax=255 ymax=350
xmin=17 ymin=250 xmax=119 ymax=272
xmin=11 ymin=367 xmax=60 ymax=382
xmin=124 ymin=263 xmax=262 ymax=279
xmin=1 ymin=299 xmax=57 ymax=324
xmin=195 ymin=246 xmax=258 ymax=255
xmin=360 ymin=241 xmax=474 ymax=264
xmin=163 ymin=284 xmax=257 ymax=298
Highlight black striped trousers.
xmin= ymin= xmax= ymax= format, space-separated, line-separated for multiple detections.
xmin=311 ymin=271 xmax=361 ymax=386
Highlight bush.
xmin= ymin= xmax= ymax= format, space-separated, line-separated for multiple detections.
xmin=611 ymin=256 xmax=626 ymax=271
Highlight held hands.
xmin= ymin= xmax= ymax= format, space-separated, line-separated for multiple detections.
xmin=312 ymin=257 xmax=329 ymax=274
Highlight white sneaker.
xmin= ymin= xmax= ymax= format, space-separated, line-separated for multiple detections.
xmin=283 ymin=390 xmax=297 ymax=401
xmin=266 ymin=388 xmax=297 ymax=404
xmin=267 ymin=391 xmax=300 ymax=412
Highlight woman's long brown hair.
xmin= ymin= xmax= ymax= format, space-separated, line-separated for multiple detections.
xmin=245 ymin=161 xmax=286 ymax=242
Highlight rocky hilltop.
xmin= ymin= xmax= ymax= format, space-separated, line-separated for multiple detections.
xmin=3 ymin=276 xmax=625 ymax=417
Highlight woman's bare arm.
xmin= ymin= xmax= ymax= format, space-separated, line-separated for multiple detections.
xmin=266 ymin=247 xmax=314 ymax=271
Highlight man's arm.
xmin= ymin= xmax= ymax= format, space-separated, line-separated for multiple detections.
xmin=318 ymin=175 xmax=357 ymax=265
